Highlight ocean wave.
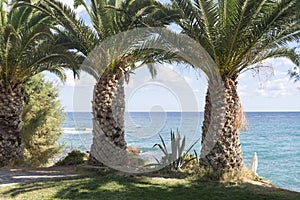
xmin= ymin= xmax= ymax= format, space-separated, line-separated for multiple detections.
xmin=63 ymin=128 xmax=93 ymax=134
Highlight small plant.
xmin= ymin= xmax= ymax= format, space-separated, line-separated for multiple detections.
xmin=55 ymin=150 xmax=87 ymax=166
xmin=152 ymin=129 xmax=199 ymax=171
xmin=183 ymin=152 xmax=199 ymax=170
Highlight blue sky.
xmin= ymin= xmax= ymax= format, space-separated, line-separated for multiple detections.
xmin=49 ymin=0 xmax=300 ymax=112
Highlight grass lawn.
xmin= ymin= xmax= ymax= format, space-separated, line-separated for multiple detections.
xmin=0 ymin=169 xmax=299 ymax=200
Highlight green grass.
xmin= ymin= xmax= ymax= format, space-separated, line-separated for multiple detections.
xmin=0 ymin=170 xmax=299 ymax=200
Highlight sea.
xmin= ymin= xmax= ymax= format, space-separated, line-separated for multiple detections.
xmin=60 ymin=112 xmax=300 ymax=192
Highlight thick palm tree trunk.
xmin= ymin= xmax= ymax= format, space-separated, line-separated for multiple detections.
xmin=90 ymin=70 xmax=127 ymax=166
xmin=0 ymin=82 xmax=24 ymax=167
xmin=200 ymin=78 xmax=243 ymax=171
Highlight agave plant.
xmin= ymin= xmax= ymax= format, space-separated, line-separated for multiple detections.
xmin=152 ymin=129 xmax=199 ymax=171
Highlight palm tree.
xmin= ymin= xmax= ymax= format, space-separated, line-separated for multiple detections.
xmin=34 ymin=0 xmax=177 ymax=166
xmin=170 ymin=0 xmax=299 ymax=171
xmin=0 ymin=0 xmax=78 ymax=166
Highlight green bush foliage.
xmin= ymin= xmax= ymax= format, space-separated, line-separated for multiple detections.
xmin=22 ymin=74 xmax=65 ymax=167
xmin=55 ymin=150 xmax=87 ymax=166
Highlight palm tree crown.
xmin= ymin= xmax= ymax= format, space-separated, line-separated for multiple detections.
xmin=33 ymin=0 xmax=176 ymax=66
xmin=0 ymin=0 xmax=78 ymax=88
xmin=171 ymin=0 xmax=299 ymax=79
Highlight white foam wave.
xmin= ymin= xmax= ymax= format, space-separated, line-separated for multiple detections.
xmin=63 ymin=128 xmax=93 ymax=134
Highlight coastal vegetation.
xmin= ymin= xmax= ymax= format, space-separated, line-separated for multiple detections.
xmin=22 ymin=74 xmax=65 ymax=167
xmin=55 ymin=149 xmax=87 ymax=166
xmin=39 ymin=0 xmax=299 ymax=172
xmin=151 ymin=129 xmax=199 ymax=171
xmin=0 ymin=0 xmax=78 ymax=166
xmin=170 ymin=0 xmax=299 ymax=171
xmin=0 ymin=0 xmax=299 ymax=197
xmin=31 ymin=0 xmax=177 ymax=166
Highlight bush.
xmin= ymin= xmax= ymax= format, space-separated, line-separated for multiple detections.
xmin=22 ymin=74 xmax=65 ymax=167
xmin=55 ymin=150 xmax=87 ymax=166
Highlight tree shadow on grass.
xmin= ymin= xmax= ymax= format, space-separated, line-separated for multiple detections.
xmin=1 ymin=176 xmax=83 ymax=197
xmin=2 ymin=173 xmax=300 ymax=200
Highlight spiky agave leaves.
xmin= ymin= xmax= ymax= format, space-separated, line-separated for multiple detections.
xmin=152 ymin=129 xmax=199 ymax=171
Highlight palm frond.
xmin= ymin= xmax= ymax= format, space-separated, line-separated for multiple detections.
xmin=0 ymin=0 xmax=82 ymax=87
xmin=0 ymin=0 xmax=8 ymax=27
xmin=36 ymin=0 xmax=96 ymax=54
xmin=170 ymin=0 xmax=299 ymax=79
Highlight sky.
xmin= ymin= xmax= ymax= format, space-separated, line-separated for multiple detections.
xmin=47 ymin=0 xmax=300 ymax=112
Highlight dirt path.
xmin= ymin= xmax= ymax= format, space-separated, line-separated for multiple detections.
xmin=0 ymin=166 xmax=79 ymax=187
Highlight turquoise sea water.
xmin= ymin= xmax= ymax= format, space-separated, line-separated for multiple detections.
xmin=60 ymin=112 xmax=300 ymax=192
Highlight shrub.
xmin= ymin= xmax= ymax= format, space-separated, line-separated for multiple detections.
xmin=22 ymin=74 xmax=65 ymax=167
xmin=55 ymin=150 xmax=87 ymax=166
